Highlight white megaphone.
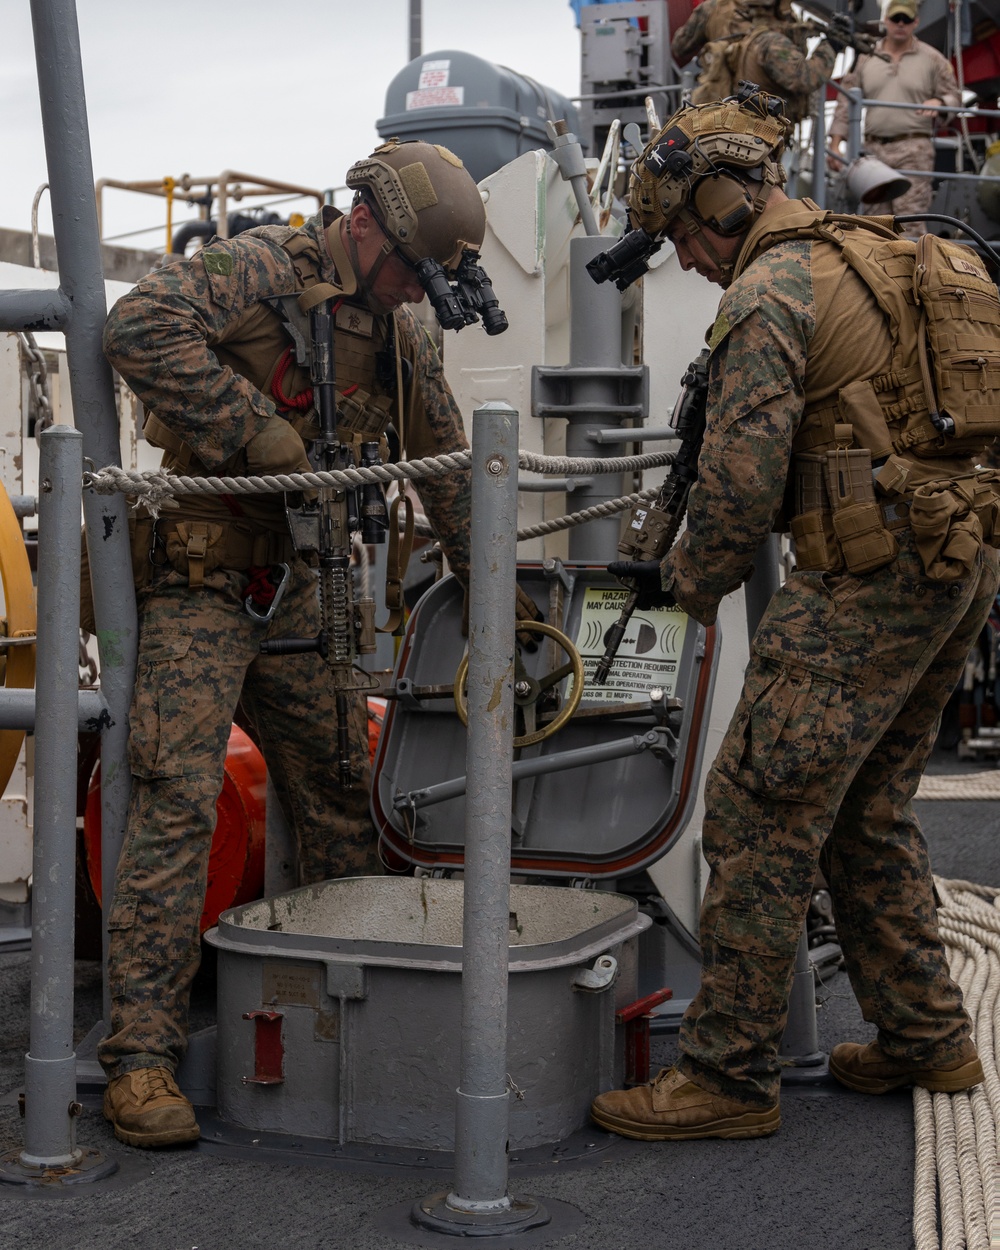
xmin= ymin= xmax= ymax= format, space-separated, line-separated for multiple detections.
xmin=844 ymin=155 xmax=912 ymax=206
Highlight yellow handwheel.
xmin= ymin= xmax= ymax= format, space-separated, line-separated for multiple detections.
xmin=454 ymin=620 xmax=585 ymax=749
xmin=0 ymin=481 xmax=36 ymax=796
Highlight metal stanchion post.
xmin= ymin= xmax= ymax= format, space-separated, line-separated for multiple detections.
xmin=778 ymin=930 xmax=826 ymax=1080
xmin=412 ymin=403 xmax=550 ymax=1238
xmin=847 ymin=88 xmax=864 ymax=163
xmin=0 ymin=427 xmax=118 ymax=1187
xmin=812 ymin=93 xmax=827 ymax=210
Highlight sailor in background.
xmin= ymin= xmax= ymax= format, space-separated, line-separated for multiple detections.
xmin=828 ymin=0 xmax=960 ymax=236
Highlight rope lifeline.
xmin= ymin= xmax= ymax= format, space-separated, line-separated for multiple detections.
xmin=82 ymin=447 xmax=675 ymax=515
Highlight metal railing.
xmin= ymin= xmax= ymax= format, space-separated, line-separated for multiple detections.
xmin=0 ymin=0 xmax=136 ymax=1186
xmin=832 ymin=87 xmax=1000 ymax=213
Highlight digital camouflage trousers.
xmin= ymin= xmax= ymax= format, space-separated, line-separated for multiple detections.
xmin=99 ymin=559 xmax=380 ymax=1078
xmin=679 ymin=531 xmax=1000 ymax=1107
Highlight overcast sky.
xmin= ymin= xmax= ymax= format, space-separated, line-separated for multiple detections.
xmin=1 ymin=0 xmax=582 ymax=251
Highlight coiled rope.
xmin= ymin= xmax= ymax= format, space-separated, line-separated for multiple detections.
xmin=913 ymin=879 xmax=1000 ymax=1250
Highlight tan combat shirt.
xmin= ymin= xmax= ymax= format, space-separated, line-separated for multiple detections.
xmin=830 ymin=38 xmax=960 ymax=141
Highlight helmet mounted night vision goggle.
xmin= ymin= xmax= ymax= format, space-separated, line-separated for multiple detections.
xmin=588 ymin=84 xmax=791 ymax=291
xmin=346 ymin=139 xmax=507 ymax=334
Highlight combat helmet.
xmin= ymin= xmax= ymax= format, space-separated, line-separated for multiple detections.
xmin=592 ymin=85 xmax=792 ymax=290
xmin=589 ymin=85 xmax=791 ymax=292
xmin=630 ymin=85 xmax=791 ymax=241
xmin=346 ymin=138 xmax=486 ymax=273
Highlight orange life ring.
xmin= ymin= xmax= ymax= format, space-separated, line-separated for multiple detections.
xmin=83 ymin=723 xmax=266 ymax=933
xmin=0 ymin=481 xmax=36 ymax=796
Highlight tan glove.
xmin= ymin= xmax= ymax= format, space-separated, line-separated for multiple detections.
xmin=245 ymin=415 xmax=312 ymax=477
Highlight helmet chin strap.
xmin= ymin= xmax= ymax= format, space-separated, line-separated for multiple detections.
xmin=344 ymin=223 xmax=398 ymax=313
xmin=675 ymin=208 xmax=740 ymax=288
xmin=674 ymin=179 xmax=778 ymax=288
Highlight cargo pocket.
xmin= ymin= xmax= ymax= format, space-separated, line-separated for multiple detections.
xmin=127 ymin=633 xmax=195 ymax=779
xmin=708 ymin=909 xmax=802 ymax=1023
xmin=720 ymin=624 xmax=872 ymax=808
xmin=106 ymin=893 xmax=138 ymax=1000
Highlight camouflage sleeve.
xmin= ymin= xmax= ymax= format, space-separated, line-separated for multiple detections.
xmin=395 ymin=306 xmax=472 ymax=587
xmin=662 ymin=242 xmax=816 ymax=625
xmin=671 ymin=0 xmax=713 ymax=65
xmin=102 ymin=236 xmax=294 ymax=469
xmin=758 ymin=29 xmax=836 ymax=97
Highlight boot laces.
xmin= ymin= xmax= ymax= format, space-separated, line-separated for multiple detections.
xmin=135 ymin=1068 xmax=176 ymax=1103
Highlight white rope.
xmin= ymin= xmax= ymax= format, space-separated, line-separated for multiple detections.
xmin=409 ymin=487 xmax=661 ymax=545
xmin=515 ymin=488 xmax=659 ymax=542
xmin=913 ymin=879 xmax=1000 ymax=1249
xmin=83 ymin=447 xmax=675 ymax=512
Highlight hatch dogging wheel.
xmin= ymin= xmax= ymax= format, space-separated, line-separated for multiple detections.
xmin=453 ymin=619 xmax=584 ymax=749
xmin=0 ymin=482 xmax=35 ymax=797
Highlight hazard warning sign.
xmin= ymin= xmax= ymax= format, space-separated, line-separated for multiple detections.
xmin=571 ymin=585 xmax=690 ymax=705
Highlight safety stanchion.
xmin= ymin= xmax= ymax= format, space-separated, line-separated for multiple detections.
xmin=410 ymin=402 xmax=551 ymax=1237
xmin=0 ymin=427 xmax=117 ymax=1187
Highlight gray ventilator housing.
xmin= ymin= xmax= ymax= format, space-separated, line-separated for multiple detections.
xmin=376 ymin=49 xmax=582 ymax=183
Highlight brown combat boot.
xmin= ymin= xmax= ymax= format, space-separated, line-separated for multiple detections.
xmin=103 ymin=1066 xmax=200 ymax=1148
xmin=590 ymin=1066 xmax=780 ymax=1141
xmin=830 ymin=1040 xmax=984 ymax=1095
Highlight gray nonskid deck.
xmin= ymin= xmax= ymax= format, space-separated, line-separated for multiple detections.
xmin=1 ymin=749 xmax=994 ymax=1250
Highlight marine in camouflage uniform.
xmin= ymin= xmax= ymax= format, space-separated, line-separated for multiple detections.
xmin=664 ymin=201 xmax=997 ymax=1110
xmin=592 ymin=90 xmax=998 ymax=1141
xmin=671 ymin=0 xmax=837 ymax=121
xmin=734 ymin=23 xmax=836 ymax=121
xmin=671 ymin=0 xmax=751 ymax=66
xmin=97 ymin=183 xmax=480 ymax=1125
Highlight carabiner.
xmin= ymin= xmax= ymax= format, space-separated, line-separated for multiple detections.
xmin=244 ymin=562 xmax=291 ymax=624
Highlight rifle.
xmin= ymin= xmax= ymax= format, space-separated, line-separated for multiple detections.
xmin=792 ymin=0 xmax=890 ymax=62
xmin=594 ymin=350 xmax=710 ymax=685
xmin=260 ymin=297 xmax=380 ymax=787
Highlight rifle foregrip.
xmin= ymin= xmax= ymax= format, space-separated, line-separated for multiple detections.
xmin=260 ymin=635 xmax=323 ymax=656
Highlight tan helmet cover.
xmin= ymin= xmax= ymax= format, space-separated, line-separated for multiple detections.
xmin=628 ymin=90 xmax=792 ymax=240
xmin=345 ymin=138 xmax=486 ymax=272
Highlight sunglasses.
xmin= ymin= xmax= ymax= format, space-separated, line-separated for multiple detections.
xmin=887 ymin=13 xmax=915 ymax=22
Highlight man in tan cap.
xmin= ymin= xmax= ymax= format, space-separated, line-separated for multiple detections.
xmin=828 ymin=0 xmax=960 ymax=235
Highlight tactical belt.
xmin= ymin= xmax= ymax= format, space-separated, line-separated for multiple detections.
xmin=153 ymin=518 xmax=298 ymax=587
xmin=865 ymin=133 xmax=933 ymax=143
xmin=790 ymin=448 xmax=902 ymax=575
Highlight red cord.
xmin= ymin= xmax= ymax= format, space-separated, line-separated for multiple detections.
xmin=270 ymin=298 xmax=361 ymax=411
xmin=245 ymin=565 xmax=277 ymax=608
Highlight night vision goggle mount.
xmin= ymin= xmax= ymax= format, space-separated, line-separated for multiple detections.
xmin=414 ymin=250 xmax=509 ymax=335
xmin=587 ymin=227 xmax=662 ymax=292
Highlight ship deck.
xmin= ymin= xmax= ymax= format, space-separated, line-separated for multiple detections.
xmin=1 ymin=744 xmax=997 ymax=1250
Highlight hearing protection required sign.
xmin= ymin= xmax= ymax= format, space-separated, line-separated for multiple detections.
xmin=573 ymin=585 xmax=690 ymax=705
